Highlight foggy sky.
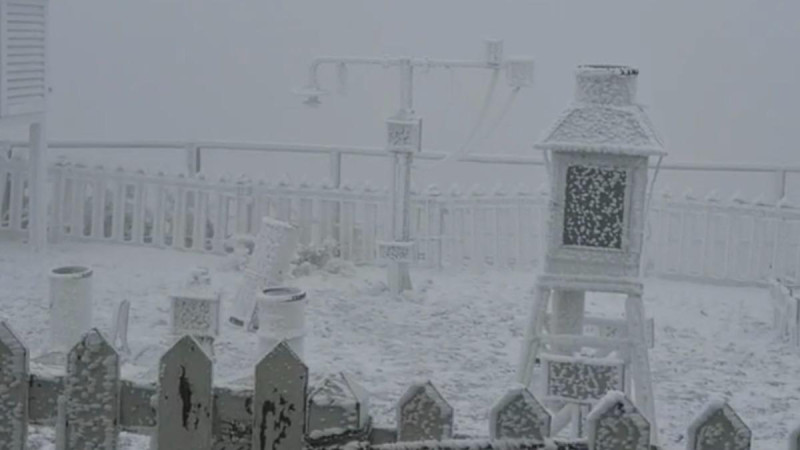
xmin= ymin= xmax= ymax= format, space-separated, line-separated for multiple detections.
xmin=47 ymin=1 xmax=799 ymax=170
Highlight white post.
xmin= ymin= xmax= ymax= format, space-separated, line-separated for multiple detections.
xmin=385 ymin=59 xmax=416 ymax=294
xmin=186 ymin=143 xmax=200 ymax=177
xmin=29 ymin=121 xmax=48 ymax=252
xmin=550 ymin=289 xmax=586 ymax=354
xmin=773 ymin=169 xmax=787 ymax=203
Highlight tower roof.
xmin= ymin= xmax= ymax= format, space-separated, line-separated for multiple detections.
xmin=535 ymin=65 xmax=666 ymax=156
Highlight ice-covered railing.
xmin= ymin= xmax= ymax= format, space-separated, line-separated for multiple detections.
xmin=4 ymin=150 xmax=800 ymax=286
xmin=0 ymin=321 xmax=794 ymax=449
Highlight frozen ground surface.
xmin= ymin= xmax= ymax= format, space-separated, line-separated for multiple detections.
xmin=0 ymin=239 xmax=798 ymax=449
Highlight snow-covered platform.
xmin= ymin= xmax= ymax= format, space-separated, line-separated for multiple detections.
xmin=0 ymin=239 xmax=795 ymax=448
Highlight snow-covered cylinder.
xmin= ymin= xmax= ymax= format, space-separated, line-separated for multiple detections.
xmin=575 ymin=65 xmax=638 ymax=106
xmin=257 ymin=287 xmax=307 ymax=359
xmin=48 ymin=266 xmax=93 ymax=350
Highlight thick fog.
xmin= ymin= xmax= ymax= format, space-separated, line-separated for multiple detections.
xmin=45 ymin=0 xmax=800 ymax=195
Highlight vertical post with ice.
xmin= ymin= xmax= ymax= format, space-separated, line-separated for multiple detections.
xmin=0 ymin=0 xmax=50 ymax=252
xmin=381 ymin=71 xmax=420 ymax=293
xmin=516 ymin=65 xmax=666 ymax=445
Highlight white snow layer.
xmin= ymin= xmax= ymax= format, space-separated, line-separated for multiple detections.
xmin=0 ymin=240 xmax=794 ymax=448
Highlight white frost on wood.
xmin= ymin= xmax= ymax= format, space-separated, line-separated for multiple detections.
xmin=489 ymin=386 xmax=551 ymax=441
xmin=586 ymin=391 xmax=649 ymax=450
xmin=686 ymin=399 xmax=751 ymax=450
xmin=397 ymin=381 xmax=454 ymax=442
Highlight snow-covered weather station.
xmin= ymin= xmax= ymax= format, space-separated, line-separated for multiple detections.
xmin=0 ymin=0 xmax=48 ymax=251
xmin=297 ymin=40 xmax=534 ymax=295
xmin=517 ymin=65 xmax=665 ymax=445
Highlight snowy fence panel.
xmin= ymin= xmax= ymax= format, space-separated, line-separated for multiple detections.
xmin=490 ymin=387 xmax=551 ymax=441
xmin=212 ymin=387 xmax=253 ymax=449
xmin=62 ymin=329 xmax=120 ymax=449
xmin=8 ymin=157 xmax=800 ymax=284
xmin=397 ymin=381 xmax=454 ymax=442
xmin=156 ymin=335 xmax=214 ymax=450
xmin=586 ymin=392 xmax=650 ymax=450
xmin=686 ymin=401 xmax=751 ymax=450
xmin=252 ymin=341 xmax=308 ymax=450
xmin=0 ymin=322 xmax=28 ymax=449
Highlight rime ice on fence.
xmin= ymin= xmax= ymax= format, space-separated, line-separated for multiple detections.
xmin=156 ymin=335 xmax=213 ymax=450
xmin=0 ymin=322 xmax=28 ymax=450
xmin=686 ymin=400 xmax=751 ymax=450
xmin=397 ymin=382 xmax=454 ymax=442
xmin=62 ymin=329 xmax=120 ymax=449
xmin=308 ymin=372 xmax=371 ymax=443
xmin=252 ymin=341 xmax=308 ymax=450
xmin=586 ymin=392 xmax=649 ymax=450
xmin=489 ymin=387 xmax=551 ymax=440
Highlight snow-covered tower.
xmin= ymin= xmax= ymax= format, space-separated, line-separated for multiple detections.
xmin=0 ymin=0 xmax=49 ymax=251
xmin=517 ymin=65 xmax=665 ymax=444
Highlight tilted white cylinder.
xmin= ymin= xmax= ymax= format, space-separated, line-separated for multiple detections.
xmin=256 ymin=287 xmax=307 ymax=359
xmin=49 ymin=266 xmax=93 ymax=351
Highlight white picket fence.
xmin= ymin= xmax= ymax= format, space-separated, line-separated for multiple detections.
xmin=4 ymin=152 xmax=800 ymax=285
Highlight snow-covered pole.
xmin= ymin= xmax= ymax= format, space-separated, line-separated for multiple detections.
xmin=28 ymin=120 xmax=48 ymax=252
xmin=299 ymin=41 xmax=534 ymax=295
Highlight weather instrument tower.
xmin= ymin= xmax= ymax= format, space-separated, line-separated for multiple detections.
xmin=517 ymin=65 xmax=665 ymax=443
xmin=298 ymin=40 xmax=534 ymax=294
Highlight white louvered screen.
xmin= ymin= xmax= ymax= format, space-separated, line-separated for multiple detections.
xmin=0 ymin=0 xmax=47 ymax=118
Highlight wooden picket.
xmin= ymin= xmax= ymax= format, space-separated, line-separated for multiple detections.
xmin=0 ymin=322 xmax=28 ymax=450
xmin=252 ymin=341 xmax=308 ymax=450
xmin=586 ymin=392 xmax=650 ymax=450
xmin=0 ymin=321 xmax=784 ymax=450
xmin=62 ymin=329 xmax=120 ymax=449
xmin=686 ymin=401 xmax=751 ymax=450
xmin=156 ymin=335 xmax=213 ymax=450
xmin=397 ymin=381 xmax=453 ymax=442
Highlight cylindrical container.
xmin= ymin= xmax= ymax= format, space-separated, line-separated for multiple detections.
xmin=49 ymin=266 xmax=93 ymax=351
xmin=256 ymin=287 xmax=307 ymax=359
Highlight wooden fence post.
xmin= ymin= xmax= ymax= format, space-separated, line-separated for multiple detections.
xmin=586 ymin=392 xmax=649 ymax=450
xmin=307 ymin=372 xmax=370 ymax=445
xmin=252 ymin=341 xmax=308 ymax=450
xmin=686 ymin=401 xmax=750 ymax=450
xmin=156 ymin=335 xmax=213 ymax=450
xmin=489 ymin=386 xmax=551 ymax=441
xmin=397 ymin=381 xmax=454 ymax=442
xmin=0 ymin=321 xmax=28 ymax=450
xmin=62 ymin=329 xmax=121 ymax=449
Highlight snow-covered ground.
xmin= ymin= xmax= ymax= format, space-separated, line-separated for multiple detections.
xmin=0 ymin=238 xmax=797 ymax=449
